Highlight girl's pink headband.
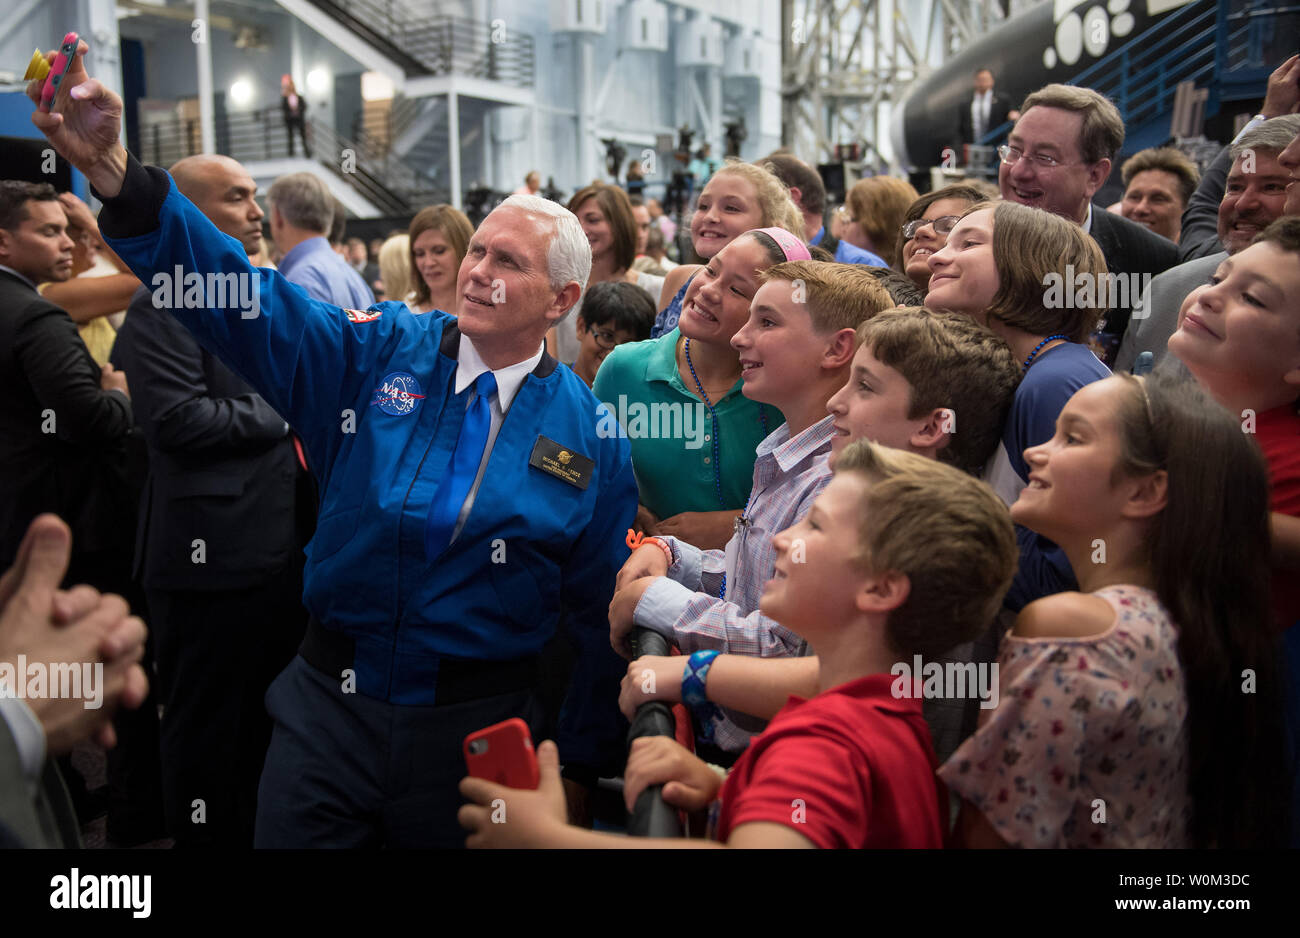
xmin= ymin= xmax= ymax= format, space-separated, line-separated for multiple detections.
xmin=753 ymin=227 xmax=811 ymax=262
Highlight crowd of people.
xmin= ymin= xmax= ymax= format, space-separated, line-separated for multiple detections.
xmin=3 ymin=39 xmax=1300 ymax=850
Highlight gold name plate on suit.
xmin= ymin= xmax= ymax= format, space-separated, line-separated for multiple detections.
xmin=529 ymin=436 xmax=595 ymax=490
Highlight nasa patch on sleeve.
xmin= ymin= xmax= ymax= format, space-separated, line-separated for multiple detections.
xmin=371 ymin=372 xmax=424 ymax=416
xmin=345 ymin=307 xmax=382 ymax=323
xmin=529 ymin=436 xmax=594 ymax=490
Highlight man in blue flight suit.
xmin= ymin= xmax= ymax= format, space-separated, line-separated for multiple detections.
xmin=28 ymin=43 xmax=637 ymax=847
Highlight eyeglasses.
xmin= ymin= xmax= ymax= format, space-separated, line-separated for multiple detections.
xmin=833 ymin=205 xmax=854 ymax=223
xmin=902 ymin=215 xmax=961 ymax=241
xmin=997 ymin=144 xmax=1081 ymax=170
xmin=591 ymin=329 xmax=620 ymax=351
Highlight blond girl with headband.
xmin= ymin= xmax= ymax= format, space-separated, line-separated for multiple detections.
xmin=651 ymin=161 xmax=804 ymax=339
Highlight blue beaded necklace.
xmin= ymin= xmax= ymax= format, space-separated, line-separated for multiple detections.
xmin=684 ymin=337 xmax=767 ymax=600
xmin=1022 ymin=334 xmax=1068 ymax=373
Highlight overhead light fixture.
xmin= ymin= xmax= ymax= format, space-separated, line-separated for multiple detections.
xmin=307 ymin=68 xmax=330 ymax=93
xmin=229 ymin=79 xmax=252 ymax=106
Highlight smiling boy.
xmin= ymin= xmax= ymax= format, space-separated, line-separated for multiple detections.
xmin=1167 ymin=217 xmax=1300 ymax=627
xmin=828 ymin=307 xmax=1019 ymax=474
xmin=570 ymin=281 xmax=654 ymax=387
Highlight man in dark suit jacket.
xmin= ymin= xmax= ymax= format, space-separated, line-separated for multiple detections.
xmin=958 ymin=68 xmax=1017 ymax=146
xmin=0 ymin=181 xmax=134 ymax=577
xmin=0 ymin=182 xmax=164 ymax=846
xmin=999 ymin=84 xmax=1179 ymax=358
xmin=109 ymin=154 xmax=308 ymax=848
xmin=1084 ymin=205 xmax=1179 ymax=345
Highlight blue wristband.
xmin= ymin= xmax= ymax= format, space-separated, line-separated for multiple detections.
xmin=682 ymin=651 xmax=725 ymax=743
xmin=682 ymin=650 xmax=720 ymax=707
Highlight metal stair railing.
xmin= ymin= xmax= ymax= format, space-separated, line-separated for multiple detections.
xmin=1068 ymin=0 xmax=1221 ymax=139
xmin=297 ymin=0 xmax=433 ymax=76
xmin=138 ymin=106 xmax=416 ymax=215
xmin=348 ymin=119 xmax=445 ymax=211
xmin=303 ymin=1 xmax=535 ymax=87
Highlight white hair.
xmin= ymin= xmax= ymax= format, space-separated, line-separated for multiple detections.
xmin=497 ymin=194 xmax=592 ymax=304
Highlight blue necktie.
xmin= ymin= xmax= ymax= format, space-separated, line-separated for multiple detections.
xmin=425 ymin=370 xmax=497 ymax=560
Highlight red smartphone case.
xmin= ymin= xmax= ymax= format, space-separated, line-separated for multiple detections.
xmin=463 ymin=718 xmax=540 ymax=790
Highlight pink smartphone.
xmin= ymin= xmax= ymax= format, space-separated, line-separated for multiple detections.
xmin=464 ymin=718 xmax=540 ymax=790
xmin=40 ymin=32 xmax=78 ymax=112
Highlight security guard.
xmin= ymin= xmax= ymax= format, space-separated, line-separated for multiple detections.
xmin=29 ymin=44 xmax=636 ymax=846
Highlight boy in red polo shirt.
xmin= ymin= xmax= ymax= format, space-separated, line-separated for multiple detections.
xmin=458 ymin=440 xmax=1017 ymax=848
xmin=1167 ymin=217 xmax=1300 ymax=628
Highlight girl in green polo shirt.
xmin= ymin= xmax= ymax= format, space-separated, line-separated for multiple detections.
xmin=594 ymin=229 xmax=798 ymax=550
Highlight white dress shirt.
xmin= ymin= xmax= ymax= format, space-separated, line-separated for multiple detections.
xmin=972 ymin=90 xmax=992 ymax=139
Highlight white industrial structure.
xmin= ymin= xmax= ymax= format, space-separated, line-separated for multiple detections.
xmin=779 ymin=0 xmax=1042 ymax=171
xmin=0 ymin=0 xmax=1045 ymax=215
xmin=2 ymin=0 xmax=793 ymax=216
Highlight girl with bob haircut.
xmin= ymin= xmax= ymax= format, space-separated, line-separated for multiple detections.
xmin=926 ymin=200 xmax=1111 ymax=505
xmin=651 ymin=161 xmax=804 ymax=338
xmin=407 ymin=204 xmax=473 ymax=315
xmin=942 ymin=372 xmax=1287 ymax=848
xmin=926 ymin=199 xmax=1113 ymax=610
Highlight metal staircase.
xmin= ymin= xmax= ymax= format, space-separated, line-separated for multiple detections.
xmin=301 ymin=0 xmax=535 ymax=87
xmin=287 ymin=0 xmax=537 ymax=211
xmin=137 ymin=105 xmax=420 ymax=216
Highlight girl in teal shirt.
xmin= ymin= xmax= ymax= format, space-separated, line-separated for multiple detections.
xmin=594 ymin=229 xmax=806 ymax=550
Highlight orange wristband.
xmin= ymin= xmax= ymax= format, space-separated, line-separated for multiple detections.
xmin=626 ymin=529 xmax=673 ymax=566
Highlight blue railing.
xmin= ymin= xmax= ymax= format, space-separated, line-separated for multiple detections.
xmin=1066 ymin=0 xmax=1220 ymax=140
xmin=1225 ymin=1 xmax=1300 ymax=72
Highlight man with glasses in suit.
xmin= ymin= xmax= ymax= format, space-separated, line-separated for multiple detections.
xmin=997 ymin=84 xmax=1178 ymax=362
